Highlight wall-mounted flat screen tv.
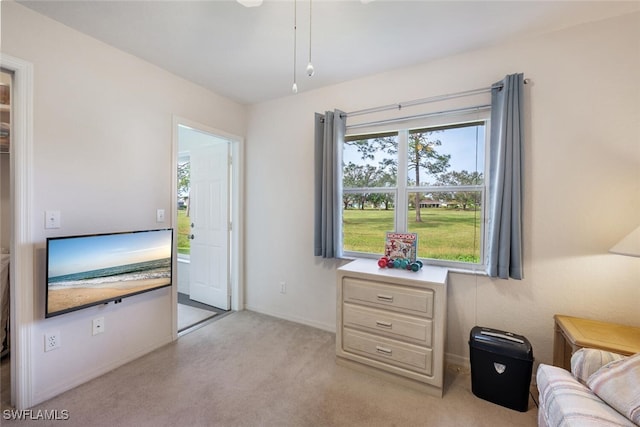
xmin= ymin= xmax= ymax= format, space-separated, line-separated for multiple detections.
xmin=46 ymin=228 xmax=173 ymax=318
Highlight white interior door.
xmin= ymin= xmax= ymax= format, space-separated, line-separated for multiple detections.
xmin=189 ymin=141 xmax=230 ymax=309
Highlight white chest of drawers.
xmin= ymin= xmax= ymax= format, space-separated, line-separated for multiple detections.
xmin=336 ymin=258 xmax=448 ymax=397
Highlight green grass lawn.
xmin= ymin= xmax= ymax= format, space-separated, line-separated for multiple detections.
xmin=343 ymin=208 xmax=481 ymax=262
xmin=180 ymin=207 xmax=479 ymax=262
xmin=177 ymin=209 xmax=191 ymax=255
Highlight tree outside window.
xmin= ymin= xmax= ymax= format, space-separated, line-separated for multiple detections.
xmin=342 ymin=120 xmax=487 ymax=266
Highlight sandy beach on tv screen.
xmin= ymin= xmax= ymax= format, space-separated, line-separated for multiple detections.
xmin=47 ymin=278 xmax=170 ymax=314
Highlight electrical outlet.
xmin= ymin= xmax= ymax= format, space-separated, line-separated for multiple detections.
xmin=92 ymin=317 xmax=105 ymax=335
xmin=44 ymin=331 xmax=61 ymax=352
xmin=279 ymin=281 xmax=286 ymax=294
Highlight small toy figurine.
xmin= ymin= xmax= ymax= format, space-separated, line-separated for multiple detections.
xmin=377 ymin=257 xmax=423 ymax=272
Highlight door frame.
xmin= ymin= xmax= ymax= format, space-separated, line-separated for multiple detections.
xmin=171 ymin=116 xmax=244 ymax=337
xmin=1 ymin=54 xmax=34 ymax=409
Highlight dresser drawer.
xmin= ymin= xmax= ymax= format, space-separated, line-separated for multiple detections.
xmin=343 ymin=278 xmax=434 ymax=317
xmin=343 ymin=303 xmax=433 ymax=346
xmin=343 ymin=329 xmax=433 ymax=376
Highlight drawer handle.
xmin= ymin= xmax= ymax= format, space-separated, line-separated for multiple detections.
xmin=376 ymin=346 xmax=393 ymax=356
xmin=376 ymin=294 xmax=394 ymax=303
xmin=375 ymin=320 xmax=393 ymax=329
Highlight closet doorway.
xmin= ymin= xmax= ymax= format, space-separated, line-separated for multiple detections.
xmin=173 ymin=118 xmax=243 ymax=334
xmin=0 ymin=68 xmax=12 ymax=410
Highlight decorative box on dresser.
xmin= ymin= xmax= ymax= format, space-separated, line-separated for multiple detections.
xmin=336 ymin=258 xmax=448 ymax=397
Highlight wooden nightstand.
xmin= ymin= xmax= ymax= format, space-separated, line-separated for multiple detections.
xmin=553 ymin=315 xmax=640 ymax=369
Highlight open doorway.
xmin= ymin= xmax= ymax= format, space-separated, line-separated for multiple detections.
xmin=0 ymin=68 xmax=12 ymax=410
xmin=173 ymin=119 xmax=243 ymax=334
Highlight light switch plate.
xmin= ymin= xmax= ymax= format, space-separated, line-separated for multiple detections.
xmin=45 ymin=210 xmax=61 ymax=229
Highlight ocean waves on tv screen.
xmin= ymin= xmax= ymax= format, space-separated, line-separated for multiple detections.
xmin=48 ymin=258 xmax=171 ymax=290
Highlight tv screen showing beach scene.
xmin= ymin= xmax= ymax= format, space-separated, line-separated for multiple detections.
xmin=46 ymin=229 xmax=173 ymax=318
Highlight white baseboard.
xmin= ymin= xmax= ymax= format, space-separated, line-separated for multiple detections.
xmin=445 ymin=352 xmax=470 ymax=370
xmin=244 ymin=305 xmax=336 ymax=333
xmin=32 ymin=334 xmax=174 ymax=406
xmin=244 ymin=306 xmax=480 ymax=367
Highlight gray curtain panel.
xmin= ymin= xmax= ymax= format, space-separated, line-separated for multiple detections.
xmin=314 ymin=110 xmax=346 ymax=258
xmin=487 ymin=73 xmax=524 ymax=279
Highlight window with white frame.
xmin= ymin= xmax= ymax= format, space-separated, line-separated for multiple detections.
xmin=342 ymin=111 xmax=489 ymax=269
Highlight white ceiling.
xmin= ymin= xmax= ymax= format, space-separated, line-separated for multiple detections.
xmin=17 ymin=0 xmax=640 ymax=105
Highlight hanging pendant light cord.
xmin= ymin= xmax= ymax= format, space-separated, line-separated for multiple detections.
xmin=292 ymin=0 xmax=298 ymax=93
xmin=309 ymin=0 xmax=312 ymax=61
xmin=307 ymin=0 xmax=314 ymax=76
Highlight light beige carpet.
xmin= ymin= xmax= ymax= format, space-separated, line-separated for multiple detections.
xmin=2 ymin=311 xmax=537 ymax=426
xmin=177 ymin=303 xmax=217 ymax=331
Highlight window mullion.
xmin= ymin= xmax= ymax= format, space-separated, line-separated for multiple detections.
xmin=343 ymin=187 xmax=396 ymax=194
xmin=396 ymin=130 xmax=408 ymax=232
xmin=411 ymin=185 xmax=484 ymax=192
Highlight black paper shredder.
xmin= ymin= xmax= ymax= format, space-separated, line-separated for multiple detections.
xmin=469 ymin=326 xmax=534 ymax=412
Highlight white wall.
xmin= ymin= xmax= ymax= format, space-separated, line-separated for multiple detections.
xmin=1 ymin=2 xmax=246 ymax=406
xmin=244 ymin=11 xmax=640 ymax=368
xmin=2 ymin=0 xmax=638 ymax=407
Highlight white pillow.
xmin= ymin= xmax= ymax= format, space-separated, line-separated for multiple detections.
xmin=572 ymin=348 xmax=626 ymax=384
xmin=587 ymin=352 xmax=640 ymax=425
